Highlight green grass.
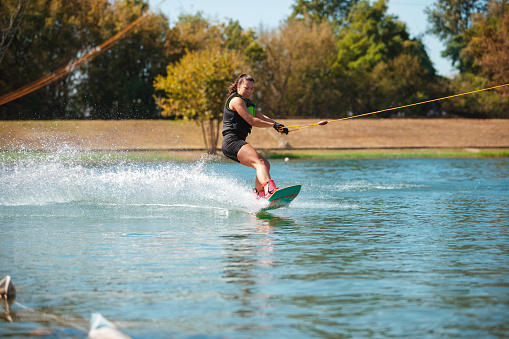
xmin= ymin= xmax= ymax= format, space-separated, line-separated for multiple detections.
xmin=1 ymin=148 xmax=508 ymax=164
xmin=260 ymin=148 xmax=509 ymax=160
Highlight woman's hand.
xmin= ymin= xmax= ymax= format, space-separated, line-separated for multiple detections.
xmin=273 ymin=122 xmax=289 ymax=135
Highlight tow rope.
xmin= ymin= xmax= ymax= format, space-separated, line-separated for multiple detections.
xmin=281 ymin=83 xmax=509 ymax=133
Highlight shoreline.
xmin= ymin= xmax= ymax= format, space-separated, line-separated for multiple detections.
xmin=2 ymin=147 xmax=508 ymax=162
xmin=1 ymin=119 xmax=508 ymax=160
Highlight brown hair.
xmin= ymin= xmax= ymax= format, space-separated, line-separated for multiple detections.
xmin=226 ymin=73 xmax=255 ymax=99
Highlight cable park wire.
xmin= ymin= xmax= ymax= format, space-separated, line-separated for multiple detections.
xmin=281 ymin=83 xmax=509 ymax=133
xmin=0 ymin=7 xmax=155 ymax=106
xmin=0 ymin=0 xmax=170 ymax=107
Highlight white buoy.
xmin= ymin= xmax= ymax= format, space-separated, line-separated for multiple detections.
xmin=284 ymin=157 xmax=290 ymax=162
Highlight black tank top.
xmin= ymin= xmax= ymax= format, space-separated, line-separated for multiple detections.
xmin=222 ymin=93 xmax=255 ymax=140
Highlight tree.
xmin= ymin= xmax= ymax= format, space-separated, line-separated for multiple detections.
xmin=76 ymin=1 xmax=173 ymax=119
xmin=465 ymin=1 xmax=509 ymax=92
xmin=425 ymin=0 xmax=488 ymax=72
xmin=0 ymin=0 xmax=175 ymax=120
xmin=253 ymin=19 xmax=338 ymax=117
xmin=222 ymin=19 xmax=257 ymax=51
xmin=441 ymin=1 xmax=509 ymax=118
xmin=167 ymin=12 xmax=223 ymax=57
xmin=332 ymin=0 xmax=437 ymax=117
xmin=0 ymin=0 xmax=31 ymax=65
xmin=0 ymin=0 xmax=114 ymax=119
xmin=290 ymin=0 xmax=358 ymax=24
xmin=154 ymin=48 xmax=246 ymax=153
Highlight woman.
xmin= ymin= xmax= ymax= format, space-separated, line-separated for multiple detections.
xmin=222 ymin=73 xmax=288 ymax=199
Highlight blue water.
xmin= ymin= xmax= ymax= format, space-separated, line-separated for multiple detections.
xmin=1 ymin=153 xmax=508 ymax=338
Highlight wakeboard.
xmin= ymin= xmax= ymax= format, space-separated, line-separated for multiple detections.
xmin=262 ymin=184 xmax=301 ymax=211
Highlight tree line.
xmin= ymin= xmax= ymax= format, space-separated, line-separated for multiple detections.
xmin=0 ymin=0 xmax=508 ymax=121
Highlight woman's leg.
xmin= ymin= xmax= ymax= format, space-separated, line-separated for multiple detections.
xmin=237 ymin=143 xmax=271 ymax=192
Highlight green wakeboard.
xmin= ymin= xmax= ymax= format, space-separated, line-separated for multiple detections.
xmin=262 ymin=184 xmax=301 ymax=211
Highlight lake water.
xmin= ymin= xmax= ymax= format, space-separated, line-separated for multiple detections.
xmin=1 ymin=152 xmax=508 ymax=338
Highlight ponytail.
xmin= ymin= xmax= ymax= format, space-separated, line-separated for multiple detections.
xmin=226 ymin=73 xmax=255 ymax=99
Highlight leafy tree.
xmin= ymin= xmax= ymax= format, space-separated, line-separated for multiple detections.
xmin=442 ymin=1 xmax=509 ymax=118
xmin=0 ymin=0 xmax=110 ymax=119
xmin=465 ymin=1 xmax=509 ymax=91
xmin=76 ymin=0 xmax=173 ymax=119
xmin=439 ymin=73 xmax=509 ymax=118
xmin=0 ymin=0 xmax=31 ymax=65
xmin=154 ymin=48 xmax=246 ymax=153
xmin=0 ymin=0 xmax=175 ymax=120
xmin=425 ymin=0 xmax=488 ymax=72
xmin=222 ymin=19 xmax=257 ymax=51
xmin=168 ymin=12 xmax=222 ymax=56
xmin=332 ymin=0 xmax=436 ymax=117
xmin=153 ymin=14 xmax=262 ymax=152
xmin=253 ymin=19 xmax=338 ymax=117
xmin=290 ymin=0 xmax=358 ymax=24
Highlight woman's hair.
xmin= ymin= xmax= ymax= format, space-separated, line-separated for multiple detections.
xmin=226 ymin=73 xmax=255 ymax=99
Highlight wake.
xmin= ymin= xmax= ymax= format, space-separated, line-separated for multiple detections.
xmin=0 ymin=151 xmax=263 ymax=212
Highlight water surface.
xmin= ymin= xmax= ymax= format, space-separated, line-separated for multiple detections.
xmin=1 ymin=154 xmax=508 ymax=338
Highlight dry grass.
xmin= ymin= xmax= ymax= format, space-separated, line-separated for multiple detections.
xmin=0 ymin=120 xmax=204 ymax=150
xmin=1 ymin=119 xmax=508 ymax=159
xmin=260 ymin=118 xmax=509 ymax=149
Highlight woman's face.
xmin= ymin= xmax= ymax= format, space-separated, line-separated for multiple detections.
xmin=237 ymin=79 xmax=254 ymax=99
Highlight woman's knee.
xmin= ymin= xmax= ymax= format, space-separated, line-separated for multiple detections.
xmin=247 ymin=156 xmax=269 ymax=172
xmin=259 ymin=155 xmax=270 ymax=170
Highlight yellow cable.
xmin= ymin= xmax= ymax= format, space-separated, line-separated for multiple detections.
xmin=283 ymin=83 xmax=509 ymax=132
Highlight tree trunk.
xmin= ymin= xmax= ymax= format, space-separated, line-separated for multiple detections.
xmin=200 ymin=121 xmax=209 ymax=152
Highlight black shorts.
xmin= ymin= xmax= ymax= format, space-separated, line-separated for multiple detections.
xmin=222 ymin=133 xmax=248 ymax=163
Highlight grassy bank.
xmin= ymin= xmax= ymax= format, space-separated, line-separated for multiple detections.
xmin=260 ymin=148 xmax=509 ymax=159
xmin=2 ymin=147 xmax=508 ymax=164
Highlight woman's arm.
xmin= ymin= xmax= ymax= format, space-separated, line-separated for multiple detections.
xmin=256 ymin=112 xmax=276 ymax=124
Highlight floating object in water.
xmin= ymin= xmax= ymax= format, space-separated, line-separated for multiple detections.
xmin=89 ymin=313 xmax=131 ymax=339
xmin=0 ymin=276 xmax=15 ymax=300
xmin=1 ymin=276 xmax=15 ymax=323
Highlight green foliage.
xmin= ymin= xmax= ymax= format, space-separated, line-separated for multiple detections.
xmin=0 ymin=0 xmax=184 ymax=120
xmin=290 ymin=0 xmax=356 ymax=24
xmin=436 ymin=1 xmax=509 ymax=118
xmin=440 ymin=73 xmax=509 ymax=118
xmin=1 ymin=0 xmax=506 ymax=121
xmin=0 ymin=5 xmax=259 ymax=120
xmin=253 ymin=19 xmax=338 ymax=117
xmin=0 ymin=0 xmax=31 ymax=65
xmin=152 ymin=14 xmax=256 ymax=152
xmin=169 ymin=12 xmax=222 ymax=54
xmin=154 ymin=48 xmax=246 ymax=153
xmin=425 ymin=0 xmax=488 ymax=72
xmin=465 ymin=1 xmax=509 ymax=90
xmin=0 ymin=0 xmax=111 ymax=119
xmin=76 ymin=1 xmax=173 ymax=119
xmin=335 ymin=0 xmax=410 ymax=69
xmin=222 ymin=19 xmax=257 ymax=51
xmin=332 ymin=0 xmax=437 ymax=117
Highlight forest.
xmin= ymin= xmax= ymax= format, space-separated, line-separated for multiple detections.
xmin=0 ymin=0 xmax=508 ymax=121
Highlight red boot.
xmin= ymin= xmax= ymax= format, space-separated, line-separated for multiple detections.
xmin=261 ymin=180 xmax=278 ymax=199
xmin=253 ymin=188 xmax=266 ymax=199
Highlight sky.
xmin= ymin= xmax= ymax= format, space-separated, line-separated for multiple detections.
xmin=148 ymin=0 xmax=455 ymax=76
